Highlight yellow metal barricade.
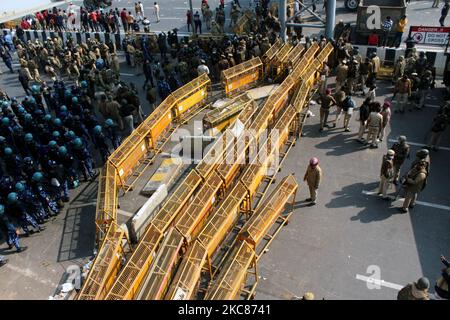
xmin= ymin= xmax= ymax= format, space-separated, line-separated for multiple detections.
xmin=171 ymin=73 xmax=211 ymax=119
xmin=203 ymin=94 xmax=253 ymax=134
xmin=222 ymin=57 xmax=263 ymax=97
xmin=205 ymin=240 xmax=255 ymax=300
xmin=137 ymin=227 xmax=185 ymax=300
xmin=78 ymin=223 xmax=126 ymax=300
xmin=95 ymin=162 xmax=118 ymax=245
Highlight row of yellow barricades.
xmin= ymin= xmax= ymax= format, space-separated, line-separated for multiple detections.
xmin=83 ymin=40 xmax=334 ymax=300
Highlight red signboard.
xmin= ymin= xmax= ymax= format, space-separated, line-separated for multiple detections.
xmin=410 ymin=26 xmax=450 ymax=45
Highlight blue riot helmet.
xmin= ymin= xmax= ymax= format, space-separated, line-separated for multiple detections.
xmin=24 ymin=113 xmax=33 ymax=122
xmin=58 ymin=146 xmax=68 ymax=155
xmin=7 ymin=192 xmax=18 ymax=203
xmin=32 ymin=172 xmax=43 ymax=182
xmin=1 ymin=117 xmax=9 ymax=126
xmin=105 ymin=118 xmax=114 ymax=127
xmin=72 ymin=96 xmax=78 ymax=104
xmin=60 ymin=105 xmax=67 ymax=112
xmin=44 ymin=114 xmax=52 ymax=122
xmin=52 ymin=131 xmax=61 ymax=139
xmin=24 ymin=133 xmax=33 ymax=142
xmin=73 ymin=138 xmax=83 ymax=148
xmin=0 ymin=136 xmax=5 ymax=143
xmin=93 ymin=125 xmax=102 ymax=135
xmin=54 ymin=118 xmax=62 ymax=126
xmin=4 ymin=147 xmax=13 ymax=155
xmin=67 ymin=131 xmax=76 ymax=139
xmin=29 ymin=97 xmax=36 ymax=104
xmin=48 ymin=140 xmax=58 ymax=149
xmin=24 ymin=157 xmax=33 ymax=165
xmin=15 ymin=182 xmax=25 ymax=192
xmin=2 ymin=101 xmax=9 ymax=108
xmin=0 ymin=204 xmax=4 ymax=215
xmin=17 ymin=106 xmax=26 ymax=114
xmin=80 ymin=80 xmax=88 ymax=88
xmin=31 ymin=85 xmax=40 ymax=94
xmin=65 ymin=89 xmax=72 ymax=97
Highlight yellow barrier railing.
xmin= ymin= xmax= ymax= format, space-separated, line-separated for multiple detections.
xmin=222 ymin=57 xmax=263 ymax=97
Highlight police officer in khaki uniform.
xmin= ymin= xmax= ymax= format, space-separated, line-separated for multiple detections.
xmin=303 ymin=157 xmax=322 ymax=206
xmin=391 ymin=135 xmax=410 ymax=185
xmin=400 ymin=160 xmax=428 ymax=213
xmin=365 ymin=102 xmax=383 ymax=148
xmin=378 ymin=149 xmax=395 ymax=199
xmin=335 ymin=60 xmax=348 ymax=92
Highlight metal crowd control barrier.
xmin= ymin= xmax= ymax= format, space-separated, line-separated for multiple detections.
xmin=95 ymin=162 xmax=118 ymax=245
xmin=271 ymin=43 xmax=293 ymax=76
xmin=136 ymin=227 xmax=185 ymax=300
xmin=171 ymin=73 xmax=211 ymax=119
xmin=203 ymin=94 xmax=254 ymax=134
xmin=204 ymin=240 xmax=256 ymax=300
xmin=222 ymin=57 xmax=263 ymax=97
xmin=285 ymin=43 xmax=305 ymax=67
xmin=262 ymin=38 xmax=283 ymax=66
xmin=107 ymin=74 xmax=210 ymax=192
xmin=164 ymin=105 xmax=298 ymax=300
xmin=77 ymin=223 xmax=127 ymax=300
xmin=205 ymin=175 xmax=298 ymax=300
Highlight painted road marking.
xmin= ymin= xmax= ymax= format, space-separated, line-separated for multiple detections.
xmin=387 ymin=139 xmax=450 ymax=151
xmin=356 ymin=274 xmax=403 ymax=291
xmin=119 ymin=73 xmax=136 ymax=77
xmin=362 ymin=190 xmax=450 ymax=211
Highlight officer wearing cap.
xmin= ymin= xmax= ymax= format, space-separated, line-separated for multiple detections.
xmin=303 ymin=157 xmax=322 ymax=206
xmin=398 ymin=277 xmax=430 ymax=300
xmin=391 ymin=135 xmax=410 ymax=185
xmin=400 ymin=159 xmax=428 ymax=213
xmin=378 ymin=149 xmax=395 ymax=199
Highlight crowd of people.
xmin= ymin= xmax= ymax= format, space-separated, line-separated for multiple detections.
xmin=0 ymin=0 xmax=289 ymax=258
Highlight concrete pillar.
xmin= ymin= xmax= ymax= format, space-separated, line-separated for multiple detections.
xmin=325 ymin=0 xmax=336 ymax=40
xmin=279 ymin=0 xmax=287 ymax=41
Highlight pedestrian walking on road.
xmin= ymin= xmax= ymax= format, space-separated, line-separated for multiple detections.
xmin=187 ymin=10 xmax=193 ymax=32
xmin=391 ymin=135 xmax=410 ymax=185
xmin=341 ymin=93 xmax=356 ymax=132
xmin=154 ymin=2 xmax=160 ymax=23
xmin=194 ymin=11 xmax=202 ymax=34
xmin=398 ymin=277 xmax=430 ymax=300
xmin=303 ymin=157 xmax=322 ymax=206
xmin=365 ymin=102 xmax=383 ymax=148
xmin=440 ymin=1 xmax=449 ymax=26
xmin=379 ymin=100 xmax=391 ymax=141
xmin=394 ymin=75 xmax=412 ymax=113
xmin=427 ymin=110 xmax=448 ymax=151
xmin=394 ymin=15 xmax=407 ymax=48
xmin=318 ymin=89 xmax=336 ymax=132
xmin=399 ymin=160 xmax=428 ymax=213
xmin=378 ymin=149 xmax=395 ymax=200
xmin=381 ymin=16 xmax=394 ymax=47
xmin=357 ymin=98 xmax=371 ymax=142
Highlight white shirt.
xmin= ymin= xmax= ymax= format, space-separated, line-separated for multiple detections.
xmin=197 ymin=64 xmax=210 ymax=75
xmin=154 ymin=4 xmax=160 ymax=13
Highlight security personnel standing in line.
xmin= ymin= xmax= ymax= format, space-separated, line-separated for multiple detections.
xmin=400 ymin=160 xmax=428 ymax=213
xmin=303 ymin=157 xmax=322 ymax=206
xmin=378 ymin=149 xmax=395 ymax=200
xmin=0 ymin=204 xmax=26 ymax=252
xmin=391 ymin=135 xmax=410 ymax=185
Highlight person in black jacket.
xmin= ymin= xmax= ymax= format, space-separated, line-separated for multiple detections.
xmin=142 ymin=59 xmax=155 ymax=90
xmin=357 ymin=98 xmax=371 ymax=142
